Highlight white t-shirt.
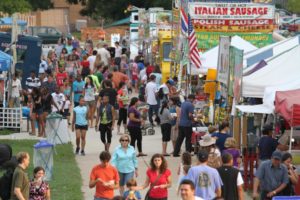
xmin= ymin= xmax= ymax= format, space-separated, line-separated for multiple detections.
xmin=195 ymin=196 xmax=204 ymax=200
xmin=87 ymin=55 xmax=96 ymax=72
xmin=39 ymin=60 xmax=48 ymax=74
xmin=11 ymin=79 xmax=22 ymax=98
xmin=145 ymin=81 xmax=158 ymax=105
xmin=139 ymin=68 xmax=146 ymax=80
xmin=237 ymin=171 xmax=244 ymax=186
xmin=115 ymin=46 xmax=122 ymax=58
xmin=158 ymin=84 xmax=169 ymax=95
xmin=97 ymin=48 xmax=111 ymax=66
xmin=64 ymin=100 xmax=71 ymax=110
xmin=51 ymin=92 xmax=66 ymax=112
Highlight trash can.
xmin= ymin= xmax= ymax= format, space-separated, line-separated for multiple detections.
xmin=33 ymin=140 xmax=54 ymax=181
xmin=46 ymin=112 xmax=70 ymax=145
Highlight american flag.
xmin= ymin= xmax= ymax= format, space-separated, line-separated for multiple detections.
xmin=188 ymin=14 xmax=201 ymax=68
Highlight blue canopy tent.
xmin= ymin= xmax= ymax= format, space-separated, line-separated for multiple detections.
xmin=0 ymin=50 xmax=12 ymax=72
xmin=0 ymin=17 xmax=27 ymax=26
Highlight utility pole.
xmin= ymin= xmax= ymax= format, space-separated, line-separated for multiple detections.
xmin=7 ymin=13 xmax=18 ymax=106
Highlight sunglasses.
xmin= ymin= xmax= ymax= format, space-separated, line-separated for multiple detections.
xmin=121 ymin=140 xmax=129 ymax=142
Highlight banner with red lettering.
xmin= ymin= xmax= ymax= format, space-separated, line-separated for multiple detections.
xmin=189 ymin=3 xmax=275 ymax=20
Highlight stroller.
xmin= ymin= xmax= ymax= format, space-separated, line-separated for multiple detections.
xmin=137 ymin=102 xmax=155 ymax=136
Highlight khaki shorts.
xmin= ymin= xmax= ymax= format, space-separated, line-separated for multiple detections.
xmin=86 ymin=100 xmax=95 ymax=107
xmin=171 ymin=126 xmax=178 ymax=142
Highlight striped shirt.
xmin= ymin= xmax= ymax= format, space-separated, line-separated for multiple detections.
xmin=26 ymin=77 xmax=41 ymax=91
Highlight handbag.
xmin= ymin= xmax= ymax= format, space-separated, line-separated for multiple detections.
xmin=144 ymin=173 xmax=162 ymax=200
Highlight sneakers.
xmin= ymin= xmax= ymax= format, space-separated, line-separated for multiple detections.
xmin=75 ymin=147 xmax=80 ymax=155
xmin=81 ymin=150 xmax=85 ymax=156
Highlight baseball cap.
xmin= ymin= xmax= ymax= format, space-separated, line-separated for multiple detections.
xmin=197 ymin=149 xmax=208 ymax=162
xmin=272 ymin=151 xmax=282 ymax=160
xmin=263 ymin=124 xmax=273 ymax=132
xmin=166 ymin=79 xmax=175 ymax=86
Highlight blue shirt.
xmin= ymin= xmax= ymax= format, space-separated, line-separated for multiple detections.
xmin=255 ymin=160 xmax=289 ymax=192
xmin=211 ymin=132 xmax=230 ymax=152
xmin=73 ymin=106 xmax=88 ymax=126
xmin=72 ymin=80 xmax=85 ymax=103
xmin=123 ymin=190 xmax=142 ymax=200
xmin=187 ymin=165 xmax=223 ymax=200
xmin=258 ymin=136 xmax=278 ymax=160
xmin=111 ymin=145 xmax=138 ymax=173
xmin=179 ymin=100 xmax=194 ymax=127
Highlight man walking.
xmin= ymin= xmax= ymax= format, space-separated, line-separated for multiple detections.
xmin=145 ymin=74 xmax=159 ymax=126
xmin=257 ymin=124 xmax=278 ymax=163
xmin=186 ymin=149 xmax=222 ymax=200
xmin=217 ymin=153 xmax=244 ymax=200
xmin=173 ymin=94 xmax=195 ymax=156
xmin=180 ymin=179 xmax=204 ymax=200
xmin=253 ymin=151 xmax=289 ymax=200
xmin=10 ymin=152 xmax=30 ymax=200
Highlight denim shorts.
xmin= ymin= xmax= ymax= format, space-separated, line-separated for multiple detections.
xmin=119 ymin=171 xmax=134 ymax=186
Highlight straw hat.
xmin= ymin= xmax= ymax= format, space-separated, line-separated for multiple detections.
xmin=200 ymin=134 xmax=216 ymax=147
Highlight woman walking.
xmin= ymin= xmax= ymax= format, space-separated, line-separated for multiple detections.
xmin=83 ymin=76 xmax=96 ymax=127
xmin=29 ymin=166 xmax=51 ymax=200
xmin=117 ymin=82 xmax=129 ymax=135
xmin=95 ymin=94 xmax=115 ymax=151
xmin=72 ymin=96 xmax=88 ymax=155
xmin=127 ymin=97 xmax=147 ymax=157
xmin=135 ymin=154 xmax=172 ymax=200
xmin=32 ymin=88 xmax=43 ymax=137
xmin=111 ymin=134 xmax=138 ymax=195
xmin=169 ymin=97 xmax=181 ymax=153
xmin=158 ymin=101 xmax=173 ymax=156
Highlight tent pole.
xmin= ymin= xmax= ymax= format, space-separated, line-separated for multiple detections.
xmin=289 ymin=127 xmax=293 ymax=153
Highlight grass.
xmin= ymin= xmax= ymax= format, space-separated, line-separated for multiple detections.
xmin=0 ymin=129 xmax=16 ymax=135
xmin=0 ymin=140 xmax=83 ymax=200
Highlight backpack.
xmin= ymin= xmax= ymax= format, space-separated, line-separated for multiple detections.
xmin=207 ymin=149 xmax=222 ymax=169
xmin=157 ymin=87 xmax=164 ymax=100
xmin=0 ymin=157 xmax=18 ymax=200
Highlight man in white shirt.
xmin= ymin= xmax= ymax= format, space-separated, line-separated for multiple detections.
xmin=26 ymin=71 xmax=41 ymax=93
xmin=87 ymin=50 xmax=97 ymax=73
xmin=180 ymin=179 xmax=204 ymax=200
xmin=51 ymin=87 xmax=66 ymax=114
xmin=97 ymin=43 xmax=111 ymax=66
xmin=145 ymin=74 xmax=159 ymax=126
xmin=10 ymin=73 xmax=22 ymax=107
xmin=114 ymin=41 xmax=122 ymax=67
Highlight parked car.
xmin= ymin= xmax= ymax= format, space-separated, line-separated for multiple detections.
xmin=275 ymin=9 xmax=292 ymax=17
xmin=288 ymin=18 xmax=300 ymax=33
xmin=25 ymin=26 xmax=62 ymax=44
xmin=279 ymin=17 xmax=293 ymax=29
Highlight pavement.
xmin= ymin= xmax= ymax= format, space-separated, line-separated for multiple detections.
xmin=0 ymin=107 xmax=253 ymax=200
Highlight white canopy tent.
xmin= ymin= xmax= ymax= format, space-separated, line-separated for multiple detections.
xmin=237 ymin=45 xmax=300 ymax=114
xmin=242 ymin=45 xmax=300 ymax=98
xmin=191 ymin=35 xmax=258 ymax=75
xmin=243 ymin=35 xmax=300 ymax=71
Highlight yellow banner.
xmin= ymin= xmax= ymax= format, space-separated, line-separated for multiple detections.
xmin=194 ymin=24 xmax=275 ymax=33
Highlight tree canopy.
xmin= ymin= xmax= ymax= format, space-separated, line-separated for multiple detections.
xmin=0 ymin=0 xmax=32 ymax=15
xmin=287 ymin=0 xmax=300 ymax=14
xmin=66 ymin=0 xmax=172 ymax=21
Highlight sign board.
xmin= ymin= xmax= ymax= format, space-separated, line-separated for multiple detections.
xmin=228 ymin=46 xmax=244 ymax=102
xmin=217 ymin=36 xmax=231 ymax=91
xmin=195 ymin=32 xmax=273 ymax=52
xmin=111 ymin=34 xmax=120 ymax=47
xmin=192 ymin=18 xmax=274 ymax=32
xmin=156 ymin=11 xmax=172 ymax=30
xmin=189 ymin=3 xmax=275 ymax=20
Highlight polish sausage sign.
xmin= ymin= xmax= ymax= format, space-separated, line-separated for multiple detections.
xmin=189 ymin=3 xmax=275 ymax=20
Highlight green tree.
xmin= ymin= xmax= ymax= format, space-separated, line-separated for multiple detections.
xmin=287 ymin=0 xmax=300 ymax=14
xmin=67 ymin=0 xmax=172 ymax=21
xmin=26 ymin=0 xmax=53 ymax=11
xmin=0 ymin=0 xmax=32 ymax=15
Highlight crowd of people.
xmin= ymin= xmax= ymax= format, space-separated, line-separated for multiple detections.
xmin=7 ymin=36 xmax=300 ymax=200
